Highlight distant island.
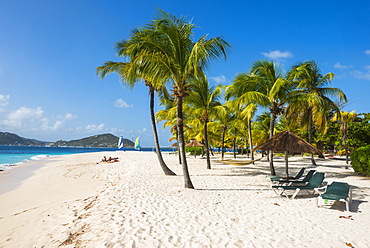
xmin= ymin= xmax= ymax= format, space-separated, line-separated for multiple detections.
xmin=0 ymin=132 xmax=134 ymax=148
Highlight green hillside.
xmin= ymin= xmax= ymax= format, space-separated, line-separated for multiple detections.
xmin=52 ymin=134 xmax=134 ymax=148
xmin=0 ymin=132 xmax=49 ymax=146
xmin=0 ymin=132 xmax=134 ymax=148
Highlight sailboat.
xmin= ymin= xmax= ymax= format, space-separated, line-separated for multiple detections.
xmin=134 ymin=137 xmax=141 ymax=150
xmin=118 ymin=136 xmax=124 ymax=150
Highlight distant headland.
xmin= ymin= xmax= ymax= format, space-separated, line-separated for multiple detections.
xmin=0 ymin=132 xmax=134 ymax=148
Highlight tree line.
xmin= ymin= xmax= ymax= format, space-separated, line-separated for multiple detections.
xmin=97 ymin=9 xmax=369 ymax=188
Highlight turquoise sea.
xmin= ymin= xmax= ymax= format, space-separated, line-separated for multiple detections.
xmin=0 ymin=146 xmax=118 ymax=171
xmin=0 ymin=145 xmax=177 ymax=171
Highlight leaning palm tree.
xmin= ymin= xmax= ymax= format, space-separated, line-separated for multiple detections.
xmin=287 ymin=60 xmax=347 ymax=164
xmin=332 ymin=110 xmax=358 ymax=165
xmin=96 ymin=29 xmax=176 ymax=176
xmin=186 ymin=77 xmax=223 ymax=169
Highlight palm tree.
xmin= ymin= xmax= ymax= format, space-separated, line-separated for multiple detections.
xmin=229 ymin=60 xmax=292 ymax=175
xmin=228 ymin=117 xmax=245 ymax=158
xmin=128 ymin=10 xmax=230 ymax=188
xmin=287 ymin=60 xmax=347 ymax=164
xmin=241 ymin=103 xmax=257 ymax=160
xmin=332 ymin=110 xmax=357 ymax=165
xmin=225 ymin=89 xmax=258 ymax=161
xmin=186 ymin=77 xmax=223 ymax=169
xmin=96 ymin=27 xmax=176 ymax=176
xmin=212 ymin=103 xmax=235 ymax=161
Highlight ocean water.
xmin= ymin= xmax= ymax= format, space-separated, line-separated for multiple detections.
xmin=0 ymin=146 xmax=117 ymax=171
xmin=0 ymin=146 xmax=177 ymax=171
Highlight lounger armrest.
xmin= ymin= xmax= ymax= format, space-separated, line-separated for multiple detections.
xmin=316 ymin=185 xmax=327 ymax=194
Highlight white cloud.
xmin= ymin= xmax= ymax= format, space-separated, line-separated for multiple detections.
xmin=0 ymin=94 xmax=10 ymax=106
xmin=351 ymin=66 xmax=370 ymax=80
xmin=1 ymin=107 xmax=44 ymax=129
xmin=41 ymin=119 xmax=65 ymax=132
xmin=0 ymin=94 xmax=10 ymax=112
xmin=8 ymin=106 xmax=43 ymax=120
xmin=85 ymin=123 xmax=106 ymax=132
xmin=0 ymin=106 xmax=78 ymax=133
xmin=352 ymin=71 xmax=370 ymax=80
xmin=334 ymin=62 xmax=354 ymax=69
xmin=365 ymin=50 xmax=370 ymax=55
xmin=57 ymin=113 xmax=77 ymax=120
xmin=114 ymin=99 xmax=133 ymax=108
xmin=210 ymin=75 xmax=227 ymax=84
xmin=262 ymin=50 xmax=293 ymax=60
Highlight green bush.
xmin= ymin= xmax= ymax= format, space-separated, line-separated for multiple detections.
xmin=351 ymin=145 xmax=370 ymax=176
xmin=185 ymin=147 xmax=203 ymax=156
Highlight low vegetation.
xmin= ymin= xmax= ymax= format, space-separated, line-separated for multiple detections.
xmin=351 ymin=145 xmax=370 ymax=176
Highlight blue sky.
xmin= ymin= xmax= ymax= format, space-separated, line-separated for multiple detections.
xmin=1 ymin=0 xmax=369 ymax=146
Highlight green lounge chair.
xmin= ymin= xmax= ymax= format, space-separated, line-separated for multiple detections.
xmin=272 ymin=170 xmax=315 ymax=186
xmin=317 ymin=182 xmax=352 ymax=211
xmin=272 ymin=172 xmax=325 ymax=199
xmin=269 ymin=167 xmax=305 ymax=181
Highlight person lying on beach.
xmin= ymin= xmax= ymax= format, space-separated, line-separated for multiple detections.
xmin=108 ymin=157 xmax=119 ymax=162
xmin=100 ymin=156 xmax=119 ymax=163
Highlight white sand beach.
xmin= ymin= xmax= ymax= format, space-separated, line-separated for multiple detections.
xmin=0 ymin=151 xmax=369 ymax=247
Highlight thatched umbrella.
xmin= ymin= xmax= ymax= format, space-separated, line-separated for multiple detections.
xmin=185 ymin=139 xmax=204 ymax=158
xmin=253 ymin=130 xmax=320 ymax=177
xmin=185 ymin=139 xmax=204 ymax=147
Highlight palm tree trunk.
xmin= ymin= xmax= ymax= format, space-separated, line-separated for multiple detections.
xmin=342 ymin=123 xmax=349 ymax=166
xmin=203 ymin=120 xmax=211 ymax=169
xmin=149 ymin=87 xmax=176 ymax=176
xmin=308 ymin=111 xmax=317 ymax=165
xmin=175 ymin=130 xmax=181 ymax=164
xmin=344 ymin=139 xmax=349 ymax=165
xmin=233 ymin=138 xmax=236 ymax=159
xmin=248 ymin=118 xmax=254 ymax=161
xmin=176 ymin=95 xmax=194 ymax=189
xmin=343 ymin=135 xmax=349 ymax=167
xmin=269 ymin=113 xmax=276 ymax=175
xmin=244 ymin=136 xmax=248 ymax=157
xmin=221 ymin=125 xmax=226 ymax=161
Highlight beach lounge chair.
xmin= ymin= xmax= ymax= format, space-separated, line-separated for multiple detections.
xmin=317 ymin=182 xmax=352 ymax=211
xmin=272 ymin=172 xmax=325 ymax=199
xmin=271 ymin=170 xmax=315 ymax=186
xmin=269 ymin=167 xmax=305 ymax=181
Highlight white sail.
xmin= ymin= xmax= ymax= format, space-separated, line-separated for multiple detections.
xmin=118 ymin=136 xmax=124 ymax=149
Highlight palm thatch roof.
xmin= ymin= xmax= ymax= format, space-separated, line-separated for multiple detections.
xmin=253 ymin=130 xmax=319 ymax=154
xmin=185 ymin=139 xmax=204 ymax=147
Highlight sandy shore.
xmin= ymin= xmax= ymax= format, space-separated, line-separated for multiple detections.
xmin=0 ymin=151 xmax=369 ymax=247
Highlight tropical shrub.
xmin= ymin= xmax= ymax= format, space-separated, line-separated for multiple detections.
xmin=351 ymin=145 xmax=370 ymax=176
xmin=185 ymin=147 xmax=203 ymax=156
